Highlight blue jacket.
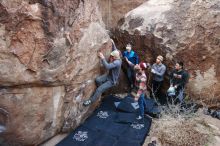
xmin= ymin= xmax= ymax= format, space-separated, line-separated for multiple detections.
xmin=123 ymin=50 xmax=139 ymax=65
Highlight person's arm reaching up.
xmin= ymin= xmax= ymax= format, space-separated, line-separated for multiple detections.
xmin=102 ymin=59 xmax=120 ymax=70
xmin=98 ymin=52 xmax=119 ymax=70
xmin=111 ymin=39 xmax=117 ymax=51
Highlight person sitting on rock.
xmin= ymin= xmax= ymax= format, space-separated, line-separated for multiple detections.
xmin=168 ymin=61 xmax=189 ymax=103
xmin=123 ymin=43 xmax=139 ymax=89
xmin=151 ymin=55 xmax=166 ymax=103
xmin=126 ymin=58 xmax=148 ymax=120
xmin=83 ymin=40 xmax=122 ymax=106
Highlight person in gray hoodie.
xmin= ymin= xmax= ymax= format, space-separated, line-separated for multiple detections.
xmin=151 ymin=55 xmax=166 ymax=101
xmin=83 ymin=40 xmax=122 ymax=106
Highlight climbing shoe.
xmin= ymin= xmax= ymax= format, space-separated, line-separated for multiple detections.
xmin=136 ymin=115 xmax=143 ymax=120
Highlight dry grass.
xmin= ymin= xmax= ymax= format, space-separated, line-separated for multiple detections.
xmin=144 ymin=102 xmax=213 ymax=146
xmin=151 ymin=116 xmax=209 ymax=146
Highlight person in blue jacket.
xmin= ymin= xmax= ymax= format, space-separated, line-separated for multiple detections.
xmin=123 ymin=43 xmax=139 ymax=88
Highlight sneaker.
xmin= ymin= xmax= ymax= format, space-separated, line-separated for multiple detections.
xmin=83 ymin=99 xmax=91 ymax=106
xmin=136 ymin=115 xmax=143 ymax=120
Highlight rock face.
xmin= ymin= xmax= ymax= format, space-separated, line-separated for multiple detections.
xmin=114 ymin=0 xmax=220 ymax=107
xmin=98 ymin=0 xmax=146 ymax=29
xmin=0 ymin=0 xmax=111 ymax=145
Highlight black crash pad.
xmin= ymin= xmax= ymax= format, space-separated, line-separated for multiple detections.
xmin=56 ymin=95 xmax=152 ymax=146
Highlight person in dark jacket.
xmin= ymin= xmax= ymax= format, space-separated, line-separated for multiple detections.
xmin=168 ymin=61 xmax=189 ymax=103
xmin=83 ymin=40 xmax=122 ymax=106
xmin=123 ymin=43 xmax=139 ymax=88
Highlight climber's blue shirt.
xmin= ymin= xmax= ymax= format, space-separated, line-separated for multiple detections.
xmin=123 ymin=50 xmax=139 ymax=65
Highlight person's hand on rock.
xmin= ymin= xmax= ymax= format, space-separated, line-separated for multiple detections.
xmin=98 ymin=52 xmax=105 ymax=59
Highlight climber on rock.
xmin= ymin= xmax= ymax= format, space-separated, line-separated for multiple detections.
xmin=168 ymin=61 xmax=189 ymax=103
xmin=126 ymin=58 xmax=149 ymax=120
xmin=150 ymin=55 xmax=166 ymax=104
xmin=83 ymin=39 xmax=122 ymax=106
xmin=123 ymin=43 xmax=139 ymax=89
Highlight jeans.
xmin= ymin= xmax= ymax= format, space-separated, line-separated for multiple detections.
xmin=90 ymin=74 xmax=114 ymax=103
xmin=176 ymin=87 xmax=185 ymax=103
xmin=138 ymin=94 xmax=147 ymax=117
xmin=151 ymin=80 xmax=163 ymax=98
xmin=151 ymin=80 xmax=167 ymax=104
xmin=126 ymin=67 xmax=135 ymax=87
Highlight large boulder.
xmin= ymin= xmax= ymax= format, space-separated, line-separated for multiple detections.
xmin=113 ymin=0 xmax=220 ymax=107
xmin=0 ymin=0 xmax=111 ymax=145
xmin=98 ymin=0 xmax=146 ymax=29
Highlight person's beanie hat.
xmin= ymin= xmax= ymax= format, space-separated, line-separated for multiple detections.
xmin=110 ymin=50 xmax=120 ymax=59
xmin=157 ymin=55 xmax=163 ymax=61
xmin=140 ymin=62 xmax=147 ymax=70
